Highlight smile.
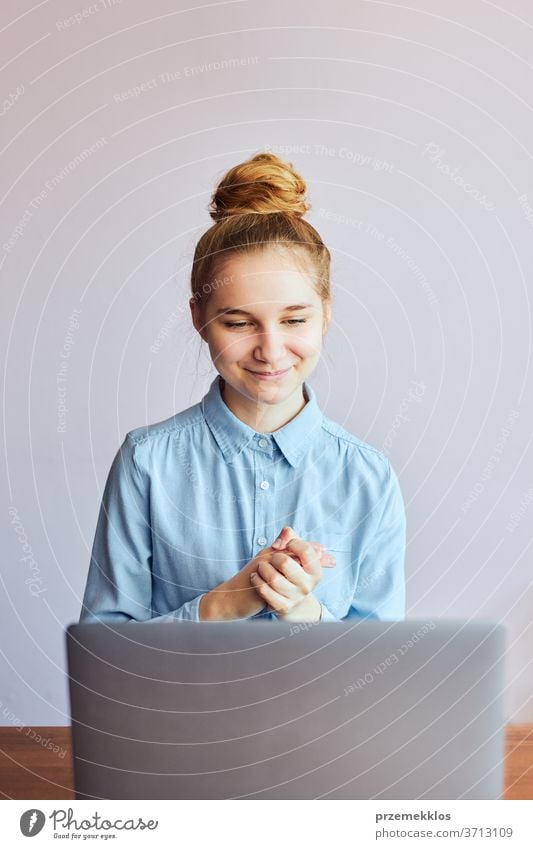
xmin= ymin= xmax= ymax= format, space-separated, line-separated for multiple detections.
xmin=245 ymin=367 xmax=292 ymax=380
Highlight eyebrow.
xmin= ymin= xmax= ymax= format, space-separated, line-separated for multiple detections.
xmin=215 ymin=303 xmax=315 ymax=316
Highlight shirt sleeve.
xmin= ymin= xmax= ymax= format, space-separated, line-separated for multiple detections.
xmin=321 ymin=460 xmax=406 ymax=622
xmin=79 ymin=434 xmax=207 ymax=624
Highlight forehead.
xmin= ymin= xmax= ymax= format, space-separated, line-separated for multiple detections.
xmin=209 ymin=248 xmax=321 ymax=311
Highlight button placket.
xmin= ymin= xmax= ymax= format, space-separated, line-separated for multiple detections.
xmin=254 ymin=448 xmax=274 ymax=552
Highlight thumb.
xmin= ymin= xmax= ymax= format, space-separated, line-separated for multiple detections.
xmin=271 ymin=526 xmax=298 ymax=549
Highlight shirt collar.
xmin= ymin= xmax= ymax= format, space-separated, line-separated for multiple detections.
xmin=201 ymin=374 xmax=323 ymax=468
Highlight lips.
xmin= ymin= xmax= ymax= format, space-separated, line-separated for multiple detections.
xmin=244 ymin=366 xmax=292 ymax=380
xmin=246 ymin=367 xmax=291 ymax=376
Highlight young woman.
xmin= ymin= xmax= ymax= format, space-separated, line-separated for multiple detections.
xmin=80 ymin=152 xmax=406 ymax=625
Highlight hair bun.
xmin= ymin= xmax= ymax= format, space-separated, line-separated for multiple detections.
xmin=209 ymin=152 xmax=310 ymax=222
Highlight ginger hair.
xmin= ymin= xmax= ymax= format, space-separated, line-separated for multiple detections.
xmin=190 ymin=152 xmax=331 ymax=319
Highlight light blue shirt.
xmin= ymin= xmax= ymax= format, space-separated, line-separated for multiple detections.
xmin=80 ymin=374 xmax=406 ymax=624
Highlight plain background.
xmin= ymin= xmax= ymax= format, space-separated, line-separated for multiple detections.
xmin=1 ymin=0 xmax=532 ymax=726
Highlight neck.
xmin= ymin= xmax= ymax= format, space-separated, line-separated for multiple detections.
xmin=220 ymin=379 xmax=308 ymax=433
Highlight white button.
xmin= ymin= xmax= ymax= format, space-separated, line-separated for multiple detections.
xmin=258 ymin=536 xmax=267 ymax=546
xmin=258 ymin=438 xmax=268 ymax=448
xmin=260 ymin=480 xmax=269 ymax=490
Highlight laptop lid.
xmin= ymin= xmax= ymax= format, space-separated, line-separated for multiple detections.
xmin=66 ymin=619 xmax=506 ymax=799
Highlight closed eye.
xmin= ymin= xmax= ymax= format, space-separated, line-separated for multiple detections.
xmin=224 ymin=319 xmax=308 ymax=328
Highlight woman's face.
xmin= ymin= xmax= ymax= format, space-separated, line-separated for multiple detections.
xmin=191 ymin=247 xmax=330 ymax=407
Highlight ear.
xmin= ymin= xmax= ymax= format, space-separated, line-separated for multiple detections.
xmin=189 ymin=297 xmax=207 ymax=341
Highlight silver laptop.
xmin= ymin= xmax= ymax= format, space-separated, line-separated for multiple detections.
xmin=66 ymin=619 xmax=506 ymax=800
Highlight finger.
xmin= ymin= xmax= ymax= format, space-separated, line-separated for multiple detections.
xmin=289 ymin=546 xmax=334 ymax=568
xmin=250 ymin=571 xmax=293 ymax=616
xmin=275 ymin=535 xmax=328 ymax=561
xmin=271 ymin=526 xmax=298 ymax=550
xmin=257 ymin=558 xmax=302 ymax=600
xmin=321 ymin=552 xmax=336 ymax=568
xmin=284 ymin=538 xmax=321 ymax=577
xmin=271 ymin=529 xmax=322 ymax=563
xmin=309 ymin=542 xmax=336 ymax=568
xmin=271 ymin=530 xmax=335 ymax=570
xmin=268 ymin=552 xmax=314 ymax=594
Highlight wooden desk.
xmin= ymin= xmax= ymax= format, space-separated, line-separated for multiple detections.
xmin=1 ymin=725 xmax=531 ymax=799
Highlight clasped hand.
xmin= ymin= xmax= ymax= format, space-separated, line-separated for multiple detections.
xmin=249 ymin=526 xmax=336 ymax=617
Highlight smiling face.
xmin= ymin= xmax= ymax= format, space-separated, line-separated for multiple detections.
xmin=190 ymin=246 xmax=331 ymax=431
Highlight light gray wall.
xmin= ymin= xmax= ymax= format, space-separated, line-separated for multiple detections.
xmin=1 ymin=0 xmax=532 ymax=726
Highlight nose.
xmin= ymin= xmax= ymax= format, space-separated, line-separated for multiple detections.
xmin=253 ymin=328 xmax=286 ymax=364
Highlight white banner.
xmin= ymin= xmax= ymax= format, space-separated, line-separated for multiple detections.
xmin=1 ymin=799 xmax=532 ymax=848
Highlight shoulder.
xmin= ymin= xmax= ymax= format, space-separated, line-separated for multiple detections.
xmin=320 ymin=414 xmax=392 ymax=478
xmin=125 ymin=399 xmax=205 ymax=447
